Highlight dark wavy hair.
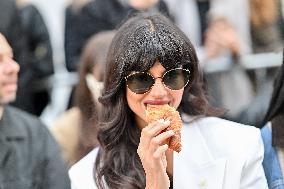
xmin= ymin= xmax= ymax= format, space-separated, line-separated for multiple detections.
xmin=73 ymin=31 xmax=115 ymax=159
xmin=95 ymin=13 xmax=220 ymax=189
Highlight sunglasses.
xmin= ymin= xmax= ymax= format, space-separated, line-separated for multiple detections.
xmin=125 ymin=68 xmax=191 ymax=94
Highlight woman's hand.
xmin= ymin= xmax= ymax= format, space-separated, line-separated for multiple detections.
xmin=137 ymin=119 xmax=174 ymax=189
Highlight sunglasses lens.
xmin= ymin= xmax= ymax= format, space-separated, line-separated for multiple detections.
xmin=163 ymin=69 xmax=190 ymax=90
xmin=126 ymin=72 xmax=154 ymax=94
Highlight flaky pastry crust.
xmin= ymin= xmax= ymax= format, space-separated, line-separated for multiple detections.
xmin=145 ymin=104 xmax=182 ymax=152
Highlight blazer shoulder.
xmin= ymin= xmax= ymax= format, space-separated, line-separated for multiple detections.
xmin=190 ymin=117 xmax=262 ymax=155
xmin=195 ymin=117 xmax=260 ymax=138
xmin=69 ymin=148 xmax=99 ymax=189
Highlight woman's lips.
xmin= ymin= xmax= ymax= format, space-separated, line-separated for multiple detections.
xmin=144 ymin=100 xmax=170 ymax=106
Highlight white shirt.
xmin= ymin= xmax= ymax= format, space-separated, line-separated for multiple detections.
xmin=69 ymin=117 xmax=268 ymax=189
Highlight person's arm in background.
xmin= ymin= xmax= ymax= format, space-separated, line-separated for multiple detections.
xmin=205 ymin=0 xmax=252 ymax=58
xmin=204 ymin=18 xmax=241 ymax=58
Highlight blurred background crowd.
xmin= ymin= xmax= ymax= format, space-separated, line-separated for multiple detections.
xmin=1 ymin=0 xmax=284 ymax=168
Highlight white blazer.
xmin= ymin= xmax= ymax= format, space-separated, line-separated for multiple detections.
xmin=69 ymin=117 xmax=268 ymax=189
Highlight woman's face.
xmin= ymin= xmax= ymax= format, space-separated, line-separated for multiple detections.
xmin=126 ymin=61 xmax=184 ymax=129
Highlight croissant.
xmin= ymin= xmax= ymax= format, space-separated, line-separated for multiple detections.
xmin=145 ymin=104 xmax=183 ymax=152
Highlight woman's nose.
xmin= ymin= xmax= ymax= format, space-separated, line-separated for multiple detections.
xmin=150 ymin=78 xmax=168 ymax=97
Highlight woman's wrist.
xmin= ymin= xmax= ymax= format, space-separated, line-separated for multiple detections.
xmin=145 ymin=174 xmax=170 ymax=189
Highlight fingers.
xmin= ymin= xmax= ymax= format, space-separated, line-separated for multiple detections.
xmin=153 ymin=144 xmax=168 ymax=159
xmin=148 ymin=130 xmax=174 ymax=154
xmin=137 ymin=120 xmax=174 ymax=161
xmin=144 ymin=119 xmax=170 ymax=134
xmin=138 ymin=129 xmax=174 ymax=164
xmin=139 ymin=119 xmax=170 ymax=149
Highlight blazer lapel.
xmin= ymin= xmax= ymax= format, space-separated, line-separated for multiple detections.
xmin=174 ymin=124 xmax=227 ymax=189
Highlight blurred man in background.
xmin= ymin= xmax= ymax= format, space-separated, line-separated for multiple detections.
xmin=0 ymin=33 xmax=70 ymax=189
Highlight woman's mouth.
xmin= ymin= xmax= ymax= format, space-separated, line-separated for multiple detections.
xmin=144 ymin=100 xmax=171 ymax=108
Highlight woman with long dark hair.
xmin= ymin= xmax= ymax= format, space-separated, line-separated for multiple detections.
xmin=69 ymin=13 xmax=268 ymax=189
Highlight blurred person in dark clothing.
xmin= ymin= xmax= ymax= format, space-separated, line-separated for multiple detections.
xmin=64 ymin=0 xmax=93 ymax=74
xmin=65 ymin=0 xmax=169 ymax=72
xmin=16 ymin=0 xmax=54 ymax=115
xmin=0 ymin=33 xmax=70 ymax=189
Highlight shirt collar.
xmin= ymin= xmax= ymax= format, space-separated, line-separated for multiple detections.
xmin=0 ymin=106 xmax=27 ymax=140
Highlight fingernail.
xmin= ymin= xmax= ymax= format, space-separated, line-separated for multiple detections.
xmin=157 ymin=119 xmax=165 ymax=123
xmin=164 ymin=120 xmax=170 ymax=125
xmin=168 ymin=130 xmax=175 ymax=135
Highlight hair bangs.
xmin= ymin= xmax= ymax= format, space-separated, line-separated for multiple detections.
xmin=121 ymin=19 xmax=194 ymax=76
